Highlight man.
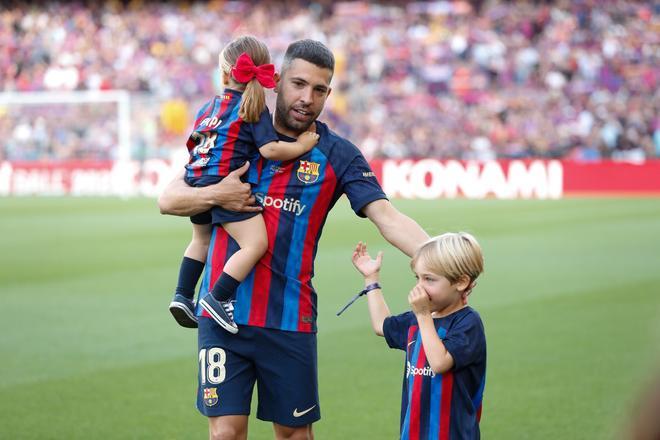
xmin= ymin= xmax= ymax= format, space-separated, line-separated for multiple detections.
xmin=159 ymin=39 xmax=429 ymax=440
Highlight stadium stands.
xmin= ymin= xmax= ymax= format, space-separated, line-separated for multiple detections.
xmin=1 ymin=1 xmax=658 ymax=161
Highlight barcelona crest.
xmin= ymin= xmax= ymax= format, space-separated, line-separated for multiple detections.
xmin=203 ymin=387 xmax=219 ymax=407
xmin=297 ymin=160 xmax=320 ymax=184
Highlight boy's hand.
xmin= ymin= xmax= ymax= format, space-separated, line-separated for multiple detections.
xmin=409 ymin=285 xmax=432 ymax=316
xmin=351 ymin=241 xmax=382 ymax=282
xmin=297 ymin=131 xmax=320 ymax=152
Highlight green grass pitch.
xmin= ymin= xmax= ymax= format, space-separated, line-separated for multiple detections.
xmin=0 ymin=197 xmax=658 ymax=439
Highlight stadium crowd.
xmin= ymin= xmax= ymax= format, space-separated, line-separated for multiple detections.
xmin=0 ymin=0 xmax=658 ymax=161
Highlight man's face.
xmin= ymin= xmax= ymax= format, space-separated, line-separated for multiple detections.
xmin=274 ymin=58 xmax=332 ymax=136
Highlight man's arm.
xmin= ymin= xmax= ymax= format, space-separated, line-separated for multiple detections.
xmin=158 ymin=162 xmax=261 ymax=217
xmin=362 ymin=199 xmax=429 ymax=257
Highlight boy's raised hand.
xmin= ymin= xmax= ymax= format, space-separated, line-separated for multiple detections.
xmin=351 ymin=241 xmax=383 ymax=279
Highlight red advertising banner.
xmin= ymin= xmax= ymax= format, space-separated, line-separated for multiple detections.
xmin=369 ymin=159 xmax=660 ymax=198
xmin=560 ymin=160 xmax=660 ymax=195
xmin=1 ymin=159 xmax=659 ymax=198
xmin=0 ymin=160 xmax=177 ymax=197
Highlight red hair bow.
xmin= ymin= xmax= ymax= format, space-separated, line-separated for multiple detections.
xmin=230 ymin=52 xmax=276 ymax=89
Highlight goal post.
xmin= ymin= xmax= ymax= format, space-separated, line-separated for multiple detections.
xmin=0 ymin=89 xmax=187 ymax=197
xmin=0 ymin=90 xmax=131 ymax=162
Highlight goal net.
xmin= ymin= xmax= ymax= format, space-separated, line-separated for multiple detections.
xmin=0 ymin=90 xmax=131 ymax=162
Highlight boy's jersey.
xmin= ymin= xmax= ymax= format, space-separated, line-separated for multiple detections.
xmin=196 ymin=120 xmax=387 ymax=332
xmin=383 ymin=307 xmax=486 ymax=440
xmin=185 ymin=89 xmax=279 ymax=185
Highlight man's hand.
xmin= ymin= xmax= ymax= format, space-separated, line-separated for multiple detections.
xmin=158 ymin=162 xmax=261 ymax=216
xmin=214 ymin=162 xmax=262 ymax=213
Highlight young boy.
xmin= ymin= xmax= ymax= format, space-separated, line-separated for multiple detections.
xmin=351 ymin=233 xmax=486 ymax=439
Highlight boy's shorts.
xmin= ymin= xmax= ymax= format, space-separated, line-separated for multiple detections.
xmin=196 ymin=317 xmax=320 ymax=427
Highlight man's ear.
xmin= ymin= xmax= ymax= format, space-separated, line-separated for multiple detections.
xmin=273 ymin=72 xmax=281 ymax=92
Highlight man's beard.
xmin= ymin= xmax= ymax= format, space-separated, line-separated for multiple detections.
xmin=275 ymin=98 xmax=316 ymax=135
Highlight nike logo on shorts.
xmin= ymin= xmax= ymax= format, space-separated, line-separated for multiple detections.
xmin=293 ymin=405 xmax=317 ymax=417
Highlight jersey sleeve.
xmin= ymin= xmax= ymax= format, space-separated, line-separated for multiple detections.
xmin=248 ymin=109 xmax=280 ymax=148
xmin=340 ymin=153 xmax=387 ymax=218
xmin=383 ymin=312 xmax=414 ymax=350
xmin=442 ymin=311 xmax=486 ymax=370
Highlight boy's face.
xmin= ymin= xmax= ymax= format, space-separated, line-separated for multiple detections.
xmin=273 ymin=58 xmax=332 ymax=137
xmin=412 ymin=261 xmax=464 ymax=314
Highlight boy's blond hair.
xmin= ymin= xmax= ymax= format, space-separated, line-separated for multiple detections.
xmin=410 ymin=232 xmax=484 ymax=287
xmin=219 ymin=35 xmax=271 ymax=123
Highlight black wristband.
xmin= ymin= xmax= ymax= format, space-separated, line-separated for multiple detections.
xmin=360 ymin=282 xmax=381 ymax=296
xmin=336 ymin=282 xmax=382 ymax=316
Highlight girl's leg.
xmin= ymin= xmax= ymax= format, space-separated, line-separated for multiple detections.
xmin=199 ymin=215 xmax=267 ymax=333
xmin=220 ymin=215 xmax=269 ymax=282
xmin=177 ymin=223 xmax=212 ymax=298
xmin=184 ymin=223 xmax=213 ymax=263
xmin=209 ymin=214 xmax=268 ymax=302
xmin=170 ymin=223 xmax=212 ymax=328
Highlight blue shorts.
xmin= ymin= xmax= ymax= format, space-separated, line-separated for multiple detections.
xmin=185 ymin=175 xmax=259 ymax=225
xmin=189 ymin=206 xmax=259 ymax=225
xmin=196 ymin=317 xmax=320 ymax=427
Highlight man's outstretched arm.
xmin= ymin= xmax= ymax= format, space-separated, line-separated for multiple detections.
xmin=362 ymin=199 xmax=429 ymax=257
xmin=158 ymin=162 xmax=262 ymax=217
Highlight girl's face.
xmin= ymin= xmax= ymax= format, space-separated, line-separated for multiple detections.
xmin=412 ymin=260 xmax=463 ymax=314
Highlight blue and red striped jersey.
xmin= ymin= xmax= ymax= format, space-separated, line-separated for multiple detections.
xmin=383 ymin=307 xmax=486 ymax=440
xmin=196 ymin=120 xmax=387 ymax=332
xmin=184 ymin=89 xmax=278 ymax=186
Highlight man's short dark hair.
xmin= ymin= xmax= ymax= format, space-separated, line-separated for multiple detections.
xmin=282 ymin=39 xmax=335 ymax=75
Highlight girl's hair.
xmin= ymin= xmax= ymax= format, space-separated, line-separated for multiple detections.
xmin=219 ymin=36 xmax=271 ymax=123
xmin=410 ymin=232 xmax=484 ymax=287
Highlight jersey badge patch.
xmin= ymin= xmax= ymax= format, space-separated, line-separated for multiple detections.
xmin=203 ymin=387 xmax=219 ymax=406
xmin=297 ymin=160 xmax=320 ymax=184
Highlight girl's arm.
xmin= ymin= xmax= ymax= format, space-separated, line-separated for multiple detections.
xmin=409 ymin=286 xmax=455 ymax=374
xmin=259 ymin=132 xmax=319 ymax=161
xmin=351 ymin=242 xmax=390 ymax=336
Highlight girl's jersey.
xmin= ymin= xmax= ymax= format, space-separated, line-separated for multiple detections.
xmin=196 ymin=120 xmax=388 ymax=333
xmin=184 ymin=89 xmax=279 ymax=186
xmin=383 ymin=307 xmax=486 ymax=440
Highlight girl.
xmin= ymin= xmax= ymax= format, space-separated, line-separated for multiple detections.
xmin=169 ymin=36 xmax=318 ymax=333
